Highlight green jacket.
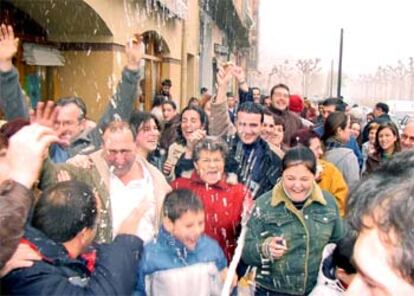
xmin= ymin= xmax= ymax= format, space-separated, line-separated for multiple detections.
xmin=242 ymin=181 xmax=346 ymax=295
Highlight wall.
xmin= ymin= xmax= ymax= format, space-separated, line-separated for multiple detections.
xmin=57 ymin=50 xmax=115 ymax=121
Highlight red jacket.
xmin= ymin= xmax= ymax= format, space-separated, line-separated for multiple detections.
xmin=171 ymin=172 xmax=251 ymax=261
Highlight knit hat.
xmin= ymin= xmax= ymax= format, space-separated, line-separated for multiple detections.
xmin=289 ymin=95 xmax=304 ymax=113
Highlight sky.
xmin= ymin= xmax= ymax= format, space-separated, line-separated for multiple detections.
xmin=258 ymin=0 xmax=414 ymax=77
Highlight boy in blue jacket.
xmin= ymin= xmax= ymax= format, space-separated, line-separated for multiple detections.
xmin=136 ymin=189 xmax=231 ymax=295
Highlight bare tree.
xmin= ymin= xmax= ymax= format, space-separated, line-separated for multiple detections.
xmin=296 ymin=58 xmax=321 ymax=97
xmin=267 ymin=60 xmax=293 ymax=89
xmin=387 ymin=60 xmax=407 ymax=99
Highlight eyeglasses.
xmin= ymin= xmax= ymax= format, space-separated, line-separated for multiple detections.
xmin=401 ymin=134 xmax=414 ymax=142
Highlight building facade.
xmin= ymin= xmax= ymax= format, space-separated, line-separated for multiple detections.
xmin=1 ymin=0 xmax=258 ymax=120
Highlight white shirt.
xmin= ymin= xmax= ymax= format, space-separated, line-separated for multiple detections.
xmin=109 ymin=162 xmax=156 ymax=243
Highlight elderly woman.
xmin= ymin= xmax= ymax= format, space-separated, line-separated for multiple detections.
xmin=365 ymin=121 xmax=401 ymax=175
xmin=242 ymin=146 xmax=346 ymax=295
xmin=291 ymin=129 xmax=348 ymax=217
xmin=171 ymin=136 xmax=251 ymax=261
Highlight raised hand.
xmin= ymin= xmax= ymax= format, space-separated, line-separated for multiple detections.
xmin=232 ymin=65 xmax=246 ymax=83
xmin=233 ymin=65 xmax=249 ymax=92
xmin=7 ymin=124 xmax=59 ymax=188
xmin=29 ymin=101 xmax=59 ymax=128
xmin=0 ymin=24 xmax=19 ymax=72
xmin=216 ymin=63 xmax=234 ymax=89
xmin=125 ymin=33 xmax=144 ymax=71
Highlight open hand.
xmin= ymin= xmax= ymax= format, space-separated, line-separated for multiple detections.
xmin=125 ymin=33 xmax=144 ymax=71
xmin=0 ymin=24 xmax=18 ymax=71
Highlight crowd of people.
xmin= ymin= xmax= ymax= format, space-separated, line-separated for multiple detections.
xmin=1 ymin=22 xmax=414 ymax=296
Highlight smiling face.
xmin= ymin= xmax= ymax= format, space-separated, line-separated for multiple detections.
xmin=378 ymin=127 xmax=397 ymax=154
xmin=181 ymin=110 xmax=203 ymax=141
xmin=351 ymin=122 xmax=361 ymax=139
xmin=135 ymin=119 xmax=160 ymax=154
xmin=236 ymin=111 xmax=262 ymax=145
xmin=194 ymin=150 xmax=225 ymax=185
xmin=164 ymin=210 xmax=205 ymax=251
xmin=54 ymin=103 xmax=86 ymax=144
xmin=282 ymin=163 xmax=315 ymax=202
xmin=346 ymin=221 xmax=414 ymax=296
xmin=271 ymin=86 xmax=290 ymax=111
xmin=262 ymin=114 xmax=284 ymax=146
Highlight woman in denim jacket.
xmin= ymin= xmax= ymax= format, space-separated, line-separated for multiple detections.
xmin=242 ymin=147 xmax=347 ymax=296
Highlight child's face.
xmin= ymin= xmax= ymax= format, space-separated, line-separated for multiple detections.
xmin=165 ymin=210 xmax=205 ymax=250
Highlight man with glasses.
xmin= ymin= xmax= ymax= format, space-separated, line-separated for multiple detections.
xmin=401 ymin=121 xmax=414 ymax=150
xmin=0 ymin=24 xmax=143 ymax=163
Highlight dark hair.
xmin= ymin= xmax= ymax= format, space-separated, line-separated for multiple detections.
xmin=237 ymin=102 xmax=264 ymax=123
xmin=270 ymin=84 xmax=290 ymax=97
xmin=332 ymin=234 xmax=357 ymax=274
xmin=176 ymin=106 xmax=209 ymax=145
xmin=263 ymin=108 xmax=285 ymax=131
xmin=375 ymin=102 xmax=389 ymax=114
xmin=322 ymin=97 xmax=347 ymax=112
xmin=200 ymin=87 xmax=208 ymax=94
xmin=162 ymin=100 xmax=177 ymax=110
xmin=0 ymin=133 xmax=7 ymax=150
xmin=322 ymin=112 xmax=349 ymax=143
xmin=282 ymin=146 xmax=317 ymax=175
xmin=129 ymin=111 xmax=160 ymax=136
xmin=163 ymin=189 xmax=204 ymax=222
xmin=0 ymin=118 xmax=30 ymax=146
xmin=187 ymin=97 xmax=200 ymax=107
xmin=33 ymin=181 xmax=97 ymax=243
xmin=56 ymin=96 xmax=87 ymax=119
xmin=161 ymin=79 xmax=172 ymax=87
xmin=152 ymin=95 xmax=166 ymax=108
xmin=347 ymin=150 xmax=414 ymax=283
xmin=374 ymin=121 xmax=401 ymax=155
xmin=290 ymin=129 xmax=320 ymax=148
xmin=251 ymin=87 xmax=260 ymax=93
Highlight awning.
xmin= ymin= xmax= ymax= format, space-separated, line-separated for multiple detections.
xmin=23 ymin=43 xmax=65 ymax=66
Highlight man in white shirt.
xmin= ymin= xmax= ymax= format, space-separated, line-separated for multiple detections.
xmin=42 ymin=120 xmax=170 ymax=243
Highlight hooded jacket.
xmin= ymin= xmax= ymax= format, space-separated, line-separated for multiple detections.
xmin=324 ymin=147 xmax=360 ymax=191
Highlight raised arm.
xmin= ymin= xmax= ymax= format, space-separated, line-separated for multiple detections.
xmin=91 ymin=35 xmax=144 ymax=142
xmin=0 ymin=24 xmax=29 ymax=120
xmin=233 ymin=65 xmax=254 ymax=105
xmin=210 ymin=64 xmax=236 ymax=137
